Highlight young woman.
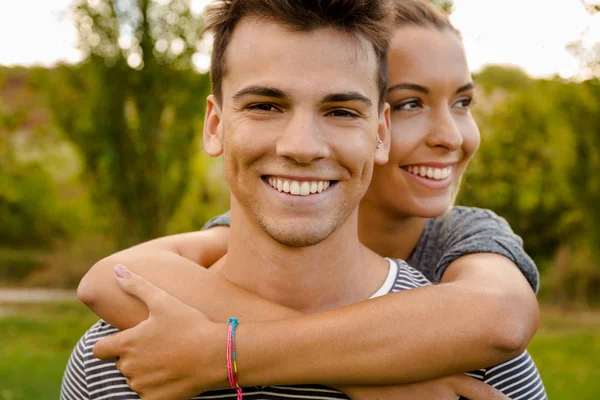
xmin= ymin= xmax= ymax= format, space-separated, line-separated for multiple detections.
xmin=73 ymin=0 xmax=544 ymax=398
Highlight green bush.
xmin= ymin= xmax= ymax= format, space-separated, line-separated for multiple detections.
xmin=0 ymin=249 xmax=44 ymax=282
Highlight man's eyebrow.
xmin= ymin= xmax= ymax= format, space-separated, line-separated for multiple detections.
xmin=232 ymin=86 xmax=290 ymax=101
xmin=456 ymin=83 xmax=475 ymax=94
xmin=321 ymin=92 xmax=373 ymax=108
xmin=387 ymin=83 xmax=428 ymax=94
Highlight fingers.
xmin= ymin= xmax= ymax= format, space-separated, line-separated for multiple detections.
xmin=127 ymin=374 xmax=192 ymax=400
xmin=452 ymin=375 xmax=510 ymax=400
xmin=113 ymin=264 xmax=173 ymax=313
xmin=93 ymin=331 xmax=126 ymax=360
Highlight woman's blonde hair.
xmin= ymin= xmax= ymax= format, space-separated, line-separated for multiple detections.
xmin=393 ymin=0 xmax=459 ymax=36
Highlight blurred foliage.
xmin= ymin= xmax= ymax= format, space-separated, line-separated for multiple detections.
xmin=473 ymin=65 xmax=532 ymax=93
xmin=0 ymin=249 xmax=45 ymax=283
xmin=0 ymin=0 xmax=228 ymax=285
xmin=0 ymin=71 xmax=73 ymax=250
xmin=430 ymin=0 xmax=454 ymax=14
xmin=581 ymin=0 xmax=600 ymax=14
xmin=568 ymin=1 xmax=600 ymax=77
xmin=0 ymin=148 xmax=69 ymax=249
xmin=457 ymin=66 xmax=600 ymax=305
xmin=47 ymin=0 xmax=216 ymax=247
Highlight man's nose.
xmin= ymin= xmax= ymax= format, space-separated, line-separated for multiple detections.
xmin=276 ymin=112 xmax=330 ymax=163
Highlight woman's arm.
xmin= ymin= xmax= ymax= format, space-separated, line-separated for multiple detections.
xmin=233 ymin=253 xmax=538 ymax=386
xmin=79 ymin=227 xmax=538 ymax=385
xmin=77 ymin=227 xmax=300 ymax=329
xmin=90 ymin=267 xmax=511 ymax=400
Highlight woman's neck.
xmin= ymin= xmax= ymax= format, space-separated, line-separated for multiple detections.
xmin=358 ymin=201 xmax=428 ymax=261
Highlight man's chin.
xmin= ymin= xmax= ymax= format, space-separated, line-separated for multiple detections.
xmin=263 ymin=226 xmax=334 ymax=248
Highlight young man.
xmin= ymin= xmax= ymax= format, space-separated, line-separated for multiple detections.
xmin=61 ymin=1 xmax=538 ymax=399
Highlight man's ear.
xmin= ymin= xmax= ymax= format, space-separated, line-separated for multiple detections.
xmin=203 ymin=94 xmax=224 ymax=157
xmin=374 ymin=102 xmax=391 ymax=165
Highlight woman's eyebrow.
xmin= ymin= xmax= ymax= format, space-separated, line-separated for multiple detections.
xmin=456 ymin=83 xmax=475 ymax=94
xmin=387 ymin=83 xmax=428 ymax=94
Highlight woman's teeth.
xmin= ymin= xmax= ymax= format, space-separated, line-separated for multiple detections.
xmin=267 ymin=177 xmax=331 ymax=196
xmin=405 ymin=165 xmax=453 ymax=180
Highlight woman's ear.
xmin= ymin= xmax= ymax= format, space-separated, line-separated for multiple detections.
xmin=203 ymin=94 xmax=224 ymax=157
xmin=374 ymin=102 xmax=391 ymax=165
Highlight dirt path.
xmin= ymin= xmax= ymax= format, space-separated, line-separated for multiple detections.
xmin=0 ymin=288 xmax=77 ymax=303
xmin=0 ymin=288 xmax=77 ymax=317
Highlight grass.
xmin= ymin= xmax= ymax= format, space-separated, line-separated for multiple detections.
xmin=527 ymin=307 xmax=600 ymax=399
xmin=0 ymin=302 xmax=98 ymax=400
xmin=0 ymin=303 xmax=598 ymax=399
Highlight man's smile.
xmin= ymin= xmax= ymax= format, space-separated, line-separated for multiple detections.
xmin=265 ymin=176 xmax=335 ymax=196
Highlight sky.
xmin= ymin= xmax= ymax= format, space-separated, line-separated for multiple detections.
xmin=0 ymin=0 xmax=598 ymax=78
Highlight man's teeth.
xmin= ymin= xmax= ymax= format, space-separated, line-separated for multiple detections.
xmin=406 ymin=165 xmax=453 ymax=180
xmin=268 ymin=178 xmax=330 ymax=195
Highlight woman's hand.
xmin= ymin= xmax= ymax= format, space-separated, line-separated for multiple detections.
xmin=93 ymin=265 xmax=229 ymax=400
xmin=78 ymin=227 xmax=231 ymax=330
xmin=343 ymin=375 xmax=509 ymax=400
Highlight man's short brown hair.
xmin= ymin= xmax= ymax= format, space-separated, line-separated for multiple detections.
xmin=204 ymin=0 xmax=393 ymax=109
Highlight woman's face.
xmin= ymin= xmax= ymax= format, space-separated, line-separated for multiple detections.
xmin=365 ymin=26 xmax=480 ymax=218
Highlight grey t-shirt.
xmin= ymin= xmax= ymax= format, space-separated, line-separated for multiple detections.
xmin=202 ymin=206 xmax=539 ymax=292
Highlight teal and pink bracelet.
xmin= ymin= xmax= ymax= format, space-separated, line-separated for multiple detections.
xmin=226 ymin=317 xmax=242 ymax=399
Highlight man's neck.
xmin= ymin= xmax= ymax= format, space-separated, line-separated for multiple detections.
xmin=211 ymin=204 xmax=389 ymax=313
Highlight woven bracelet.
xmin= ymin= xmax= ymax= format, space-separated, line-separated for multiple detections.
xmin=226 ymin=317 xmax=242 ymax=399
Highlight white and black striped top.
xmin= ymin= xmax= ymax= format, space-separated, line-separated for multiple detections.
xmin=61 ymin=259 xmax=547 ymax=400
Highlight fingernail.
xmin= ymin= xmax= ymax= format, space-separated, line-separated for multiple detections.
xmin=114 ymin=264 xmax=131 ymax=279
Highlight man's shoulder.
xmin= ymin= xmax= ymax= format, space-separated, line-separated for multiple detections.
xmin=63 ymin=320 xmax=137 ymax=399
xmin=388 ymin=258 xmax=432 ymax=292
xmin=83 ymin=320 xmax=120 ymax=344
xmin=75 ymin=320 xmax=120 ymax=363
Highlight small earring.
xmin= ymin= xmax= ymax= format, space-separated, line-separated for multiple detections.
xmin=376 ymin=137 xmax=383 ymax=149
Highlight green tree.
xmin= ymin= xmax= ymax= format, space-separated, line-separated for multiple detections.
xmin=567 ymin=1 xmax=600 ymax=77
xmin=475 ymin=65 xmax=532 ymax=93
xmin=48 ymin=0 xmax=212 ymax=246
xmin=460 ymin=69 xmax=600 ymax=304
xmin=581 ymin=0 xmax=600 ymax=14
xmin=0 ymin=73 xmax=71 ymax=249
xmin=430 ymin=0 xmax=454 ymax=14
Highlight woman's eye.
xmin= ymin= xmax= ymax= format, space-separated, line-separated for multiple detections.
xmin=393 ymin=99 xmax=422 ymax=111
xmin=454 ymin=97 xmax=473 ymax=109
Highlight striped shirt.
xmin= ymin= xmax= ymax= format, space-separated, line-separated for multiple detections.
xmin=61 ymin=259 xmax=547 ymax=400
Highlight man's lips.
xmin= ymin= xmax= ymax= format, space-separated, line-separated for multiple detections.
xmin=264 ymin=176 xmax=335 ymax=196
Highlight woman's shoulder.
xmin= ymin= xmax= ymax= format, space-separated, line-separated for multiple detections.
xmin=417 ymin=206 xmax=539 ymax=291
xmin=431 ymin=206 xmax=509 ymax=227
xmin=424 ymin=206 xmax=516 ymax=241
xmin=422 ymin=205 xmax=526 ymax=258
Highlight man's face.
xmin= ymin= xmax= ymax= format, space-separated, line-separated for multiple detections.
xmin=206 ymin=18 xmax=389 ymax=247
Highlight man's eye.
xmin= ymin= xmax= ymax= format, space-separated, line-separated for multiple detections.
xmin=327 ymin=109 xmax=358 ymax=119
xmin=248 ymin=103 xmax=278 ymax=112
